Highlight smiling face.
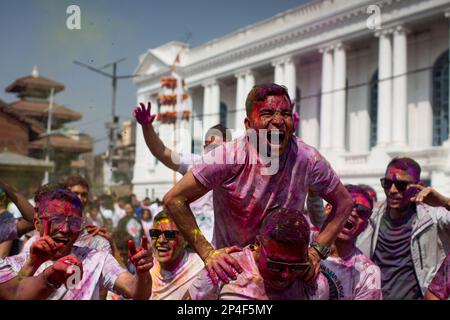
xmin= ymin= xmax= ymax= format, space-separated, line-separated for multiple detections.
xmin=337 ymin=192 xmax=372 ymax=242
xmin=256 ymin=237 xmax=308 ymax=291
xmin=151 ymin=218 xmax=186 ymax=269
xmin=245 ymin=95 xmax=294 ymax=157
xmin=35 ymin=198 xmax=82 ymax=259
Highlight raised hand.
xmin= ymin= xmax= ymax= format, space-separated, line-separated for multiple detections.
xmin=29 ymin=220 xmax=63 ymax=268
xmin=44 ymin=255 xmax=83 ymax=288
xmin=128 ymin=236 xmax=153 ymax=274
xmin=133 ymin=102 xmax=156 ymax=126
xmin=203 ymin=245 xmax=243 ymax=285
xmin=86 ymin=225 xmax=112 ymax=242
xmin=409 ymin=184 xmax=450 ymax=209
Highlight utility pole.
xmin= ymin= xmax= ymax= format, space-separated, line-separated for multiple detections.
xmin=42 ymin=87 xmax=54 ymax=185
xmin=74 ymin=58 xmax=125 ymax=190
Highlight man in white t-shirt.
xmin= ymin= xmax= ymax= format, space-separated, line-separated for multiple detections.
xmin=133 ymin=102 xmax=232 ymax=244
xmin=320 ymin=184 xmax=382 ymax=300
xmin=149 ymin=211 xmax=204 ymax=300
xmin=0 ymin=189 xmax=153 ymax=300
xmin=187 ymin=208 xmax=329 ymax=300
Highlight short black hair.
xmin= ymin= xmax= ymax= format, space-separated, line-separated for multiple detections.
xmin=37 ymin=188 xmax=82 ymax=217
xmin=63 ymin=174 xmax=90 ymax=191
xmin=259 ymin=208 xmax=310 ymax=256
xmin=34 ymin=181 xmax=67 ymax=203
xmin=205 ymin=124 xmax=232 ymax=142
xmin=345 ymin=184 xmax=374 ymax=210
xmin=386 ymin=157 xmax=421 ymax=181
xmin=245 ymin=83 xmax=292 ymax=116
xmin=358 ymin=184 xmax=377 ymax=203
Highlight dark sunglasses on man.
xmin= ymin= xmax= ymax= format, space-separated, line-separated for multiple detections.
xmin=258 ymin=237 xmax=311 ymax=274
xmin=149 ymin=229 xmax=179 ymax=240
xmin=380 ymin=177 xmax=417 ymax=192
xmin=353 ymin=203 xmax=372 ymax=220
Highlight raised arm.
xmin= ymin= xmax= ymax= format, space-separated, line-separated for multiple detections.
xmin=163 ymin=171 xmax=243 ymax=285
xmin=0 ymin=178 xmax=35 ymax=225
xmin=133 ymin=102 xmax=181 ymax=172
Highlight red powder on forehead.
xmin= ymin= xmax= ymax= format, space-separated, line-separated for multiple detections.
xmin=350 ymin=192 xmax=371 ymax=208
xmin=39 ymin=199 xmax=81 ymax=218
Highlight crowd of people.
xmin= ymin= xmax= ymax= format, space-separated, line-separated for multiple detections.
xmin=0 ymin=83 xmax=449 ymax=300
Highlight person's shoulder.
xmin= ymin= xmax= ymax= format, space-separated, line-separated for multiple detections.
xmin=353 ymin=248 xmax=378 ymax=270
xmin=291 ymin=136 xmax=324 ymax=162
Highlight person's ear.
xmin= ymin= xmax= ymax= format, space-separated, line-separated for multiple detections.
xmin=244 ymin=116 xmax=251 ymax=130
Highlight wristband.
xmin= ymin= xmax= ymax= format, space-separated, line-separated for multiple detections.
xmin=311 ymin=241 xmax=331 ymax=260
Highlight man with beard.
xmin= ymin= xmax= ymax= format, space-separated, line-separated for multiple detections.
xmin=357 ymin=157 xmax=450 ymax=299
xmin=320 ymin=184 xmax=381 ymax=300
xmin=0 ymin=189 xmax=153 ymax=300
xmin=163 ymin=83 xmax=353 ymax=284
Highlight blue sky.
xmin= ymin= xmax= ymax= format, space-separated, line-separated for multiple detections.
xmin=0 ymin=0 xmax=310 ymax=153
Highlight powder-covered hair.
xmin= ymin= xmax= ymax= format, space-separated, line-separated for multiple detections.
xmin=385 ymin=157 xmax=421 ymax=181
xmin=358 ymin=184 xmax=377 ymax=203
xmin=345 ymin=184 xmax=374 ymax=210
xmin=245 ymin=83 xmax=292 ymax=116
xmin=37 ymin=188 xmax=82 ymax=217
xmin=34 ymin=181 xmax=67 ymax=203
xmin=259 ymin=207 xmax=310 ymax=253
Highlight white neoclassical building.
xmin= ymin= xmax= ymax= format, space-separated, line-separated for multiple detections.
xmin=132 ymin=0 xmax=450 ymax=201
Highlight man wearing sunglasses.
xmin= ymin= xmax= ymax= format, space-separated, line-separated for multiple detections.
xmin=357 ymin=157 xmax=450 ymax=300
xmin=320 ymin=185 xmax=381 ymax=300
xmin=0 ymin=189 xmax=153 ymax=300
xmin=149 ymin=211 xmax=205 ymax=300
xmin=187 ymin=208 xmax=329 ymax=300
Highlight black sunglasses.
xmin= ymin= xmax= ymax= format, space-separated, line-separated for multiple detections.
xmin=353 ymin=203 xmax=372 ymax=220
xmin=380 ymin=178 xmax=415 ymax=192
xmin=149 ymin=229 xmax=179 ymax=240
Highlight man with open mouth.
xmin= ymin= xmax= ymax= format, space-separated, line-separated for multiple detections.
xmin=149 ymin=210 xmax=204 ymax=300
xmin=0 ymin=189 xmax=153 ymax=300
xmin=319 ymin=184 xmax=382 ymax=300
xmin=163 ymin=83 xmax=353 ymax=285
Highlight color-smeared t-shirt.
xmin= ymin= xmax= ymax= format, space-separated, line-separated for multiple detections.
xmin=0 ymin=246 xmax=127 ymax=300
xmin=150 ymin=250 xmax=204 ymax=300
xmin=320 ymin=248 xmax=382 ymax=300
xmin=191 ymin=136 xmax=340 ymax=248
xmin=427 ymin=254 xmax=450 ymax=300
xmin=188 ymin=245 xmax=329 ymax=300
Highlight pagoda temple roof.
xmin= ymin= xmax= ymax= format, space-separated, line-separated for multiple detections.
xmin=10 ymin=99 xmax=81 ymax=122
xmin=6 ymin=75 xmax=65 ymax=95
xmin=0 ymin=150 xmax=54 ymax=171
xmin=0 ymin=99 xmax=45 ymax=134
xmin=29 ymin=133 xmax=93 ymax=153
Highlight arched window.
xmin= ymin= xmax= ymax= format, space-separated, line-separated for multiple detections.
xmin=432 ymin=50 xmax=449 ymax=146
xmin=220 ymin=102 xmax=228 ymax=126
xmin=369 ymin=70 xmax=378 ymax=148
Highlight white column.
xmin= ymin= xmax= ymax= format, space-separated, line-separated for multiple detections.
xmin=245 ymin=71 xmax=255 ymax=95
xmin=203 ymin=83 xmax=211 ymax=132
xmin=376 ymin=30 xmax=393 ymax=147
xmin=391 ymin=26 xmax=408 ymax=147
xmin=284 ymin=58 xmax=297 ymax=102
xmin=235 ymin=73 xmax=246 ymax=129
xmin=332 ymin=43 xmax=346 ymax=152
xmin=273 ymin=61 xmax=285 ymax=84
xmin=210 ymin=81 xmax=221 ymax=128
xmin=320 ymin=46 xmax=333 ymax=150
